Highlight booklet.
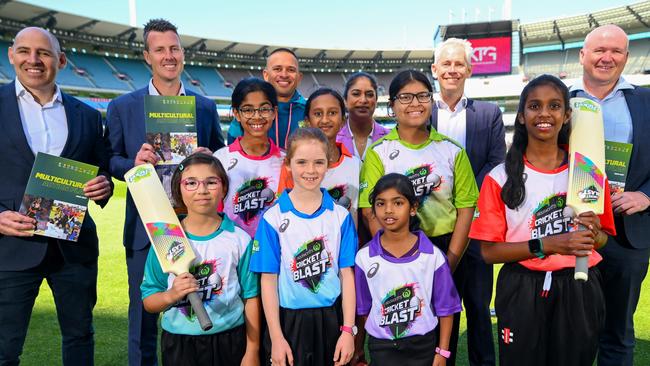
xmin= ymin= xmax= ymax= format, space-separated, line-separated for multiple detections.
xmin=605 ymin=140 xmax=633 ymax=194
xmin=145 ymin=95 xmax=197 ymax=208
xmin=19 ymin=153 xmax=98 ymax=241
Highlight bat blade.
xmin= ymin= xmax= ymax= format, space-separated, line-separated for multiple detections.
xmin=125 ymin=164 xmax=212 ymax=330
xmin=566 ymin=98 xmax=606 ymax=282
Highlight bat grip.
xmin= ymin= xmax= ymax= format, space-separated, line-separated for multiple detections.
xmin=187 ymin=292 xmax=213 ymax=331
xmin=574 ymin=224 xmax=589 ymax=282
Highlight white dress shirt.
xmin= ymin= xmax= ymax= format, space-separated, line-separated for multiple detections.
xmin=148 ymin=79 xmax=186 ymax=96
xmin=15 ymin=78 xmax=68 ymax=156
xmin=434 ymin=93 xmax=468 ymax=148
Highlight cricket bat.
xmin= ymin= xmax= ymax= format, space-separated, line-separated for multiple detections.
xmin=564 ymin=97 xmax=606 ymax=282
xmin=125 ymin=164 xmax=213 ymax=330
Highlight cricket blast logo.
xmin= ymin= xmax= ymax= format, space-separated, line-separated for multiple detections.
xmin=291 ymin=237 xmax=331 ymax=293
xmin=233 ymin=177 xmax=275 ymax=224
xmin=379 ymin=283 xmax=422 ymax=339
xmin=177 ymin=259 xmax=223 ymax=319
xmin=529 ymin=193 xmax=572 ymax=239
xmin=405 ymin=164 xmax=441 ymax=200
xmin=328 ymin=185 xmax=351 ymax=210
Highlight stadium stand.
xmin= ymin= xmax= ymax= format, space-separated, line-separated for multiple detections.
xmin=0 ymin=41 xmax=16 ymax=80
xmin=219 ymin=68 xmax=255 ymax=87
xmin=183 ymin=65 xmax=231 ymax=97
xmin=106 ymin=57 xmax=152 ymax=88
xmin=67 ymin=53 xmax=132 ymax=91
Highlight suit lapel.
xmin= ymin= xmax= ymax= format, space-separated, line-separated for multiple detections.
xmin=430 ymin=105 xmax=438 ymax=130
xmin=2 ymin=82 xmax=35 ymax=164
xmin=465 ymin=99 xmax=476 ymax=153
xmin=624 ymin=88 xmax=644 ymax=187
xmin=60 ymin=94 xmax=81 ymax=158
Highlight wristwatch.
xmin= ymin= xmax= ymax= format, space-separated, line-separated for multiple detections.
xmin=528 ymin=238 xmax=546 ymax=259
xmin=435 ymin=347 xmax=451 ymax=359
xmin=340 ymin=325 xmax=358 ymax=336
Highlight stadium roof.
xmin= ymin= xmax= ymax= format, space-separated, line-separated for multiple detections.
xmin=520 ymin=1 xmax=650 ymax=47
xmin=0 ymin=0 xmax=433 ymax=65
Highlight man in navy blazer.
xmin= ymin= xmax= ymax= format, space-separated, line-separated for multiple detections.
xmin=430 ymin=38 xmax=505 ymax=366
xmin=0 ymin=27 xmax=112 ymax=365
xmin=570 ymin=25 xmax=650 ymax=366
xmin=106 ymin=19 xmax=224 ymax=366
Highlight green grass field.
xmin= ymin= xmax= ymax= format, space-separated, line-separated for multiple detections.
xmin=20 ymin=181 xmax=650 ymax=365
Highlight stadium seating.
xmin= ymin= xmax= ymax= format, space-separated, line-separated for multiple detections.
xmin=68 ymin=53 xmax=132 ymax=91
xmin=219 ymin=68 xmax=256 ymax=87
xmin=107 ymin=57 xmax=152 ymax=88
xmin=0 ymin=41 xmax=16 ymax=80
xmin=183 ymin=65 xmax=231 ymax=97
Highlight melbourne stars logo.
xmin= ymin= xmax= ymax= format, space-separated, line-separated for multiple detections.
xmin=328 ymin=184 xmax=351 ymax=210
xmin=379 ymin=283 xmax=422 ymax=339
xmin=404 ymin=164 xmax=441 ymax=201
xmin=529 ymin=193 xmax=572 ymax=239
xmin=233 ymin=177 xmax=275 ymax=224
xmin=291 ymin=236 xmax=331 ymax=293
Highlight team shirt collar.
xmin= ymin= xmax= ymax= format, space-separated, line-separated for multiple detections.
xmin=228 ymin=137 xmax=282 ymax=158
xmin=278 ymin=188 xmax=335 ymax=216
xmin=368 ymin=230 xmax=434 ymax=260
xmin=185 ymin=214 xmax=235 ymax=241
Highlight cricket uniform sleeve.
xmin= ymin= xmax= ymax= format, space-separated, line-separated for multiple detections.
xmin=469 ymin=175 xmax=507 ymax=243
xmin=249 ymin=217 xmax=281 ymax=273
xmin=140 ymin=246 xmax=169 ymax=300
xmin=276 ymin=165 xmax=294 ymax=196
xmin=599 ymin=180 xmax=616 ymax=236
xmin=452 ymin=148 xmax=479 ymax=208
xmin=354 ymin=256 xmax=372 ymax=316
xmin=359 ymin=148 xmax=385 ymax=208
xmin=338 ymin=213 xmax=358 ymax=268
xmin=431 ymin=250 xmax=462 ymax=316
xmin=238 ymin=239 xmax=260 ymax=299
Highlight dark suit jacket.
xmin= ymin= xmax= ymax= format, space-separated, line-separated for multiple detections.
xmin=571 ymin=86 xmax=650 ymax=249
xmin=106 ymin=87 xmax=225 ymax=251
xmin=431 ymin=98 xmax=506 ymax=188
xmin=0 ymin=81 xmax=112 ymax=271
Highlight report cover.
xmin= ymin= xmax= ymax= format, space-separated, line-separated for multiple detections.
xmin=19 ymin=153 xmax=98 ymax=241
xmin=145 ymin=95 xmax=197 ymax=208
xmin=605 ymin=141 xmax=632 ymax=194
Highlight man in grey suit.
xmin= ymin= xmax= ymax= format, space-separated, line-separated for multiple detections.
xmin=430 ymin=37 xmax=505 ymax=366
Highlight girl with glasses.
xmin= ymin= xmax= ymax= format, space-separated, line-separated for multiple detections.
xmin=359 ymin=70 xmax=478 ymax=364
xmin=214 ymin=77 xmax=285 ymax=237
xmin=141 ymin=153 xmax=261 ymax=366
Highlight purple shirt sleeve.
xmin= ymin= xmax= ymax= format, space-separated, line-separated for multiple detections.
xmin=355 ymin=263 xmax=372 ymax=315
xmin=431 ymin=259 xmax=462 ymax=317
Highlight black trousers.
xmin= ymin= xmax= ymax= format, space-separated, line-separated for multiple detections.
xmin=161 ymin=324 xmax=246 ymax=366
xmin=0 ymin=242 xmax=97 ymax=366
xmin=495 ymin=263 xmax=604 ymax=366
xmin=368 ymin=330 xmax=437 ymax=366
xmin=264 ymin=302 xmax=342 ymax=366
xmin=429 ymin=235 xmax=496 ymax=366
xmin=597 ymin=234 xmax=650 ymax=366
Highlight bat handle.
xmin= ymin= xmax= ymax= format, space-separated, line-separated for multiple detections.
xmin=187 ymin=292 xmax=213 ymax=331
xmin=574 ymin=224 xmax=589 ymax=282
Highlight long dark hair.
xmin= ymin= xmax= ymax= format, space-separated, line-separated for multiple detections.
xmin=369 ymin=173 xmax=421 ymax=232
xmin=501 ymin=74 xmax=571 ymax=209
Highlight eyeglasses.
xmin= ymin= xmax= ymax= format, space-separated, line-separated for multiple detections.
xmin=180 ymin=177 xmax=222 ymax=191
xmin=238 ymin=106 xmax=274 ymax=119
xmin=393 ymin=92 xmax=433 ymax=105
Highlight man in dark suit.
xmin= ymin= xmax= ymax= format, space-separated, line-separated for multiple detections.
xmin=0 ymin=27 xmax=112 ymax=365
xmin=568 ymin=24 xmax=650 ymax=366
xmin=430 ymin=38 xmax=505 ymax=366
xmin=105 ymin=18 xmax=224 ymax=366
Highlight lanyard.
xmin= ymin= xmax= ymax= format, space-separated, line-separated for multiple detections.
xmin=275 ymin=103 xmax=293 ymax=148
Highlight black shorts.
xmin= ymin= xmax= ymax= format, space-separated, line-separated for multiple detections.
xmin=367 ymin=330 xmax=437 ymax=366
xmin=495 ymin=263 xmax=605 ymax=366
xmin=161 ymin=324 xmax=246 ymax=366
xmin=264 ymin=300 xmax=342 ymax=366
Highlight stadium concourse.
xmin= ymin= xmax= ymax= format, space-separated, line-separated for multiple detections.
xmin=1 ymin=1 xmax=650 ymax=135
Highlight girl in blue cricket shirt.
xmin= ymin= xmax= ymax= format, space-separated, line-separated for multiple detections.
xmin=141 ymin=154 xmax=261 ymax=366
xmin=355 ymin=173 xmax=461 ymax=366
xmin=251 ymin=127 xmax=357 ymax=366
